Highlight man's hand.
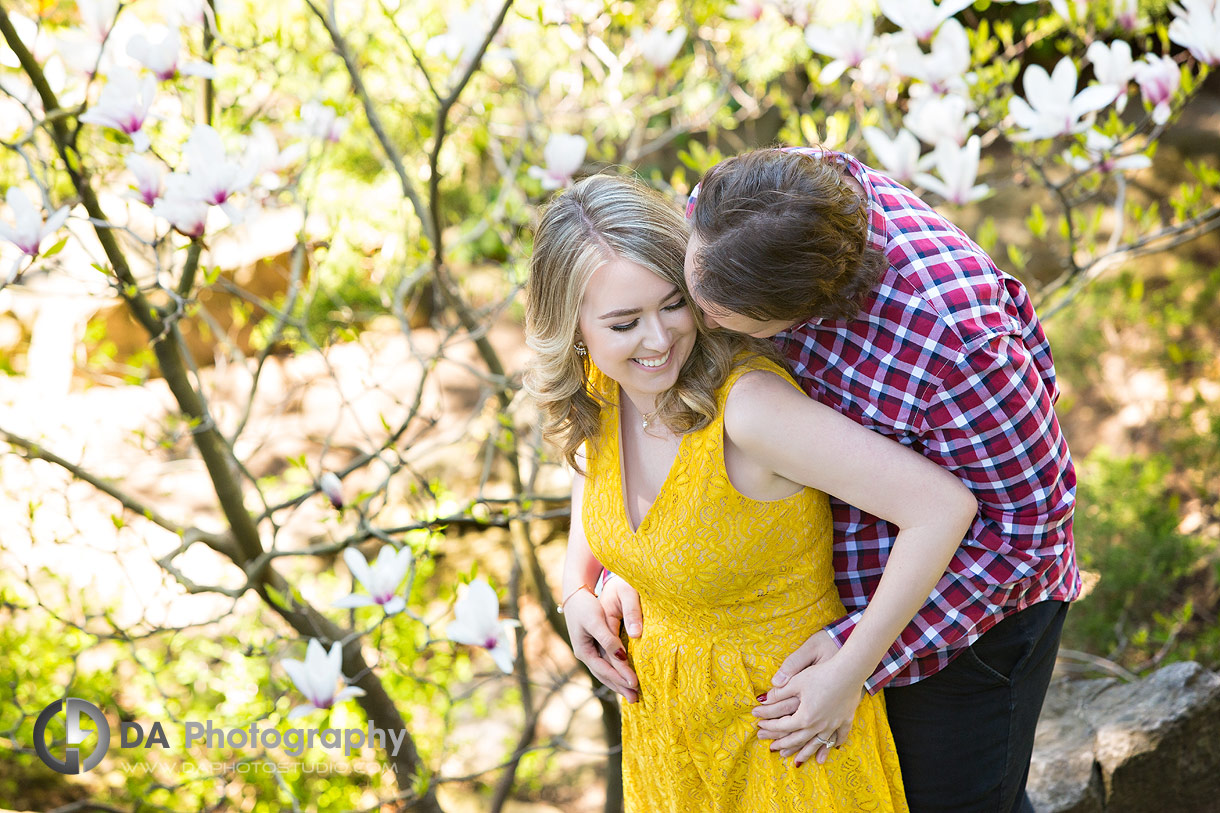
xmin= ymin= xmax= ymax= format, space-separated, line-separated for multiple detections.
xmin=563 ymin=589 xmax=639 ymax=702
xmin=754 ymin=629 xmax=852 ymax=765
xmin=600 ymin=575 xmax=644 ymax=639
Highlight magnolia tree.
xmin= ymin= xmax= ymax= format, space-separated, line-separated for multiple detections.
xmin=0 ymin=0 xmax=1218 ymax=811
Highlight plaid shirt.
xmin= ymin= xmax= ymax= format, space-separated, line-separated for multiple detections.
xmin=688 ymin=148 xmax=1081 ymax=690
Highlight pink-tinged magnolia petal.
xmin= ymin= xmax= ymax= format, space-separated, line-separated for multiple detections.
xmin=1153 ymin=102 xmax=1171 ymax=125
xmin=862 ymin=126 xmax=921 ymax=180
xmin=447 ymin=578 xmax=502 ymax=645
xmin=151 ymin=185 xmax=208 ymax=237
xmin=4 ymin=257 xmax=23 ymax=285
xmin=818 ymin=59 xmax=850 ymax=84
xmin=41 ymin=206 xmax=70 ymax=241
xmin=287 ymin=703 xmax=318 ymax=720
xmin=179 ymin=61 xmax=218 ymax=79
xmin=125 ymin=154 xmax=164 ymax=205
xmin=333 ymin=685 xmax=367 ymax=703
xmin=382 ymin=596 xmax=407 ymax=616
xmin=1019 ymin=63 xmax=1054 ymax=105
xmin=1071 ymin=84 xmax=1121 ymax=118
xmin=634 ymin=25 xmax=686 ymax=70
xmin=488 ymin=639 xmax=515 ymax=674
xmin=332 ymin=593 xmax=376 ymax=609
xmin=371 ymin=546 xmax=411 ymax=592
xmin=319 ymin=472 xmax=343 ymax=508
xmin=1168 ymin=0 xmax=1220 ymax=66
xmin=343 ymin=547 xmax=373 ymax=587
xmin=281 ymin=657 xmax=313 ymax=701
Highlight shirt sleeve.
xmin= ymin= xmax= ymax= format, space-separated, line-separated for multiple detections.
xmin=825 ymin=331 xmax=1076 ymax=691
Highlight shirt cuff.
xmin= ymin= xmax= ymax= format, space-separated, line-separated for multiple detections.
xmin=824 ymin=610 xmax=914 ymax=694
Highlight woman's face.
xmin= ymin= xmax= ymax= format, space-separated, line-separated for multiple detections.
xmin=577 ymin=255 xmax=696 ymax=405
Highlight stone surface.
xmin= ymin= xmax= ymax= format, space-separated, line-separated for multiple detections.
xmin=1029 ymin=662 xmax=1220 ymax=813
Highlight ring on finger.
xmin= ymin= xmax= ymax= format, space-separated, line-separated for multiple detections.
xmin=814 ymin=734 xmax=836 ymax=748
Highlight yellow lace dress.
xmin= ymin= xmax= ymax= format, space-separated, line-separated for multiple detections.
xmin=583 ymin=358 xmax=907 ymax=812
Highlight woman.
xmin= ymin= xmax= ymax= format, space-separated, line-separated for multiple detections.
xmin=524 ymin=174 xmax=976 ymax=811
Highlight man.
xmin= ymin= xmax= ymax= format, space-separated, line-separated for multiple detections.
xmin=572 ymin=147 xmax=1080 ymax=812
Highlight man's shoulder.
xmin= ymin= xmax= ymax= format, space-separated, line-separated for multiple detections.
xmin=872 ymin=207 xmax=1022 ymax=350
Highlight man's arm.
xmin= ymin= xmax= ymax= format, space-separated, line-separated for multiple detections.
xmin=820 ymin=330 xmax=1077 ymax=691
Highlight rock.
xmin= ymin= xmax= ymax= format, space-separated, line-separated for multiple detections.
xmin=1029 ymin=662 xmax=1220 ymax=813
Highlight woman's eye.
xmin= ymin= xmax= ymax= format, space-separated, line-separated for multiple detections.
xmin=610 ymin=319 xmax=639 ymax=332
xmin=663 ymin=299 xmax=687 ymax=312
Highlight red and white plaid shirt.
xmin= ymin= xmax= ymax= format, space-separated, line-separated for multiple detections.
xmin=688 ymin=148 xmax=1081 ymax=690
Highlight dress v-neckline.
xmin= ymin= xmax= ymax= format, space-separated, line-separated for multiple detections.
xmin=613 ymin=384 xmax=688 ymax=535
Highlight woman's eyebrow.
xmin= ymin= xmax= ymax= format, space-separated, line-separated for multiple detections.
xmin=597 ymin=286 xmax=682 ymax=320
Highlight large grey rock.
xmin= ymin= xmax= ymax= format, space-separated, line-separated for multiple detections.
xmin=1028 ymin=661 xmax=1220 ymax=813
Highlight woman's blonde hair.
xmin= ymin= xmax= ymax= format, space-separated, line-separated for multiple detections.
xmin=524 ymin=173 xmax=773 ymax=470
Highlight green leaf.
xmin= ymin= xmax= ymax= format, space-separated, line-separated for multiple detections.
xmin=1006 ymin=243 xmax=1027 ymax=272
xmin=1026 ymin=204 xmax=1048 ymax=239
xmin=975 ymin=217 xmax=999 ymax=254
xmin=41 ymin=236 xmax=69 ymax=258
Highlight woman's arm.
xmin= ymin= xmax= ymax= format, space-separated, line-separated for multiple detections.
xmin=562 ymin=470 xmax=640 ymax=702
xmin=725 ymin=369 xmax=978 ymax=762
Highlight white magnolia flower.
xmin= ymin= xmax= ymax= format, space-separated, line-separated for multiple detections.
xmin=79 ymin=0 xmax=120 ymax=42
xmin=151 ymin=176 xmax=209 ymax=237
xmin=1133 ymin=54 xmax=1181 ymax=125
xmin=1007 ymin=57 xmax=1118 ymax=141
xmin=804 ymin=15 xmax=875 ymax=84
xmin=1064 ymin=129 xmax=1151 ymax=173
xmin=162 ymin=0 xmax=213 ymax=29
xmin=857 ymin=30 xmax=923 ymax=88
xmin=172 ymin=124 xmax=257 ymax=222
xmin=1169 ymin=0 xmax=1220 ymax=66
xmin=775 ymin=0 xmax=817 ymax=27
xmin=1114 ymin=0 xmax=1139 ymax=30
xmin=282 ymin=639 xmax=366 ymax=720
xmin=125 ymin=154 xmax=165 ymax=206
xmin=527 ymin=133 xmax=587 ymax=190
xmin=0 ymin=77 xmax=41 ymax=138
xmin=332 ymin=546 xmax=412 ymax=615
xmin=862 ymin=127 xmax=923 ymax=181
xmin=297 ymin=101 xmax=349 ymax=143
xmin=0 ymin=96 xmax=34 ymax=141
xmin=727 ymin=0 xmax=767 ymax=21
xmin=1086 ymin=40 xmax=1135 ymax=113
xmin=634 ymin=25 xmax=686 ymax=71
xmin=913 ymin=135 xmax=989 ymax=205
xmin=878 ymin=0 xmax=973 ymax=42
xmin=0 ymin=187 xmax=70 ymax=283
xmin=318 ymin=471 xmax=343 ymax=509
xmin=447 ymin=578 xmax=516 ymax=674
xmin=904 ymin=91 xmax=979 ymax=147
xmin=0 ymin=13 xmax=55 ymax=67
xmin=78 ymin=67 xmax=157 ymax=152
xmin=127 ymin=25 xmax=217 ymax=81
xmin=426 ymin=5 xmax=490 ymax=67
xmin=245 ymin=123 xmax=305 ymax=187
xmin=907 ymin=18 xmax=971 ymax=94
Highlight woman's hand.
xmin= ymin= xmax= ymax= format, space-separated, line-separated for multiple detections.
xmin=564 ymin=588 xmax=639 ymax=703
xmin=754 ymin=638 xmax=866 ymax=766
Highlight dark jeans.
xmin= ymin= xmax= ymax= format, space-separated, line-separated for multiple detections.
xmin=883 ymin=600 xmax=1069 ymax=813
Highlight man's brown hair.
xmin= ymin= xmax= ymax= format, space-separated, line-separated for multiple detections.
xmin=688 ymin=148 xmax=887 ymax=322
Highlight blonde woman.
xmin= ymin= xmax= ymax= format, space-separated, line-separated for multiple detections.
xmin=524 ymin=173 xmax=975 ymax=811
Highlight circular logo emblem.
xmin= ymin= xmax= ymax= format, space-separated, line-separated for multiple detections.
xmin=33 ymin=698 xmax=111 ymax=774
